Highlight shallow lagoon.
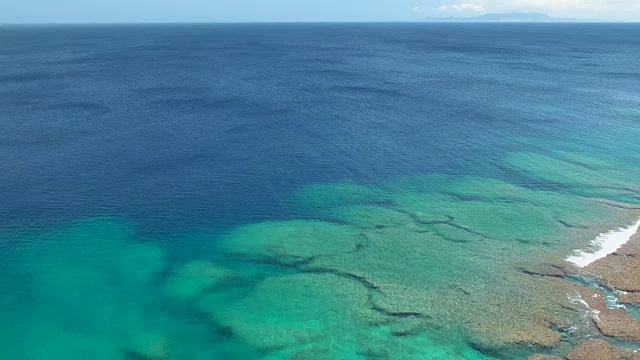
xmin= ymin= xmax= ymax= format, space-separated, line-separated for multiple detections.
xmin=2 ymin=148 xmax=640 ymax=359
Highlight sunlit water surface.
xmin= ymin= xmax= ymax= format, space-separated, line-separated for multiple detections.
xmin=1 ymin=23 xmax=640 ymax=359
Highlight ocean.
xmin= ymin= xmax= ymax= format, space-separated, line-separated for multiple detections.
xmin=1 ymin=23 xmax=640 ymax=359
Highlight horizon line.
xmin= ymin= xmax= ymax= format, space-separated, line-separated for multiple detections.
xmin=1 ymin=20 xmax=637 ymax=26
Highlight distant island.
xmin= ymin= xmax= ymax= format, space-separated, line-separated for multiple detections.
xmin=421 ymin=12 xmax=603 ymax=23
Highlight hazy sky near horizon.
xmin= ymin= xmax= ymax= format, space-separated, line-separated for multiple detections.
xmin=1 ymin=0 xmax=639 ymax=23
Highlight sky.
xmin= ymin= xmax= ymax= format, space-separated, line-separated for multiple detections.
xmin=0 ymin=0 xmax=639 ymax=23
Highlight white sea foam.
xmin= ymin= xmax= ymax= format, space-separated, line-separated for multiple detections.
xmin=565 ymin=218 xmax=640 ymax=268
xmin=568 ymin=294 xmax=589 ymax=308
xmin=568 ymin=293 xmax=601 ymax=321
xmin=605 ymin=294 xmax=626 ymax=309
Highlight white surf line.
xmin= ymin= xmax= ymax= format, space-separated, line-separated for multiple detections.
xmin=566 ymin=218 xmax=640 ymax=268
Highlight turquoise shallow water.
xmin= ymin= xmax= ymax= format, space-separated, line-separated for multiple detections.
xmin=1 ymin=23 xmax=640 ymax=359
xmin=2 ymin=143 xmax=640 ymax=359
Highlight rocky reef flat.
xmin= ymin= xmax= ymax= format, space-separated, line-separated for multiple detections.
xmin=527 ymin=226 xmax=640 ymax=359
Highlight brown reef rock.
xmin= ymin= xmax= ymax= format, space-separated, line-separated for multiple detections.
xmin=566 ymin=339 xmax=640 ymax=360
xmin=586 ymin=233 xmax=640 ymax=293
xmin=528 ymin=339 xmax=640 ymax=360
xmin=568 ymin=283 xmax=640 ymax=341
xmin=525 ymin=354 xmax=562 ymax=360
xmin=618 ymin=292 xmax=640 ymax=305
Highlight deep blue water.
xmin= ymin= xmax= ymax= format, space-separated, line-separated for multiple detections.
xmin=2 ymin=23 xmax=639 ymax=234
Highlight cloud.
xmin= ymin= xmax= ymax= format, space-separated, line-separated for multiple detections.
xmin=438 ymin=3 xmax=484 ymax=12
xmin=435 ymin=0 xmax=640 ymax=16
